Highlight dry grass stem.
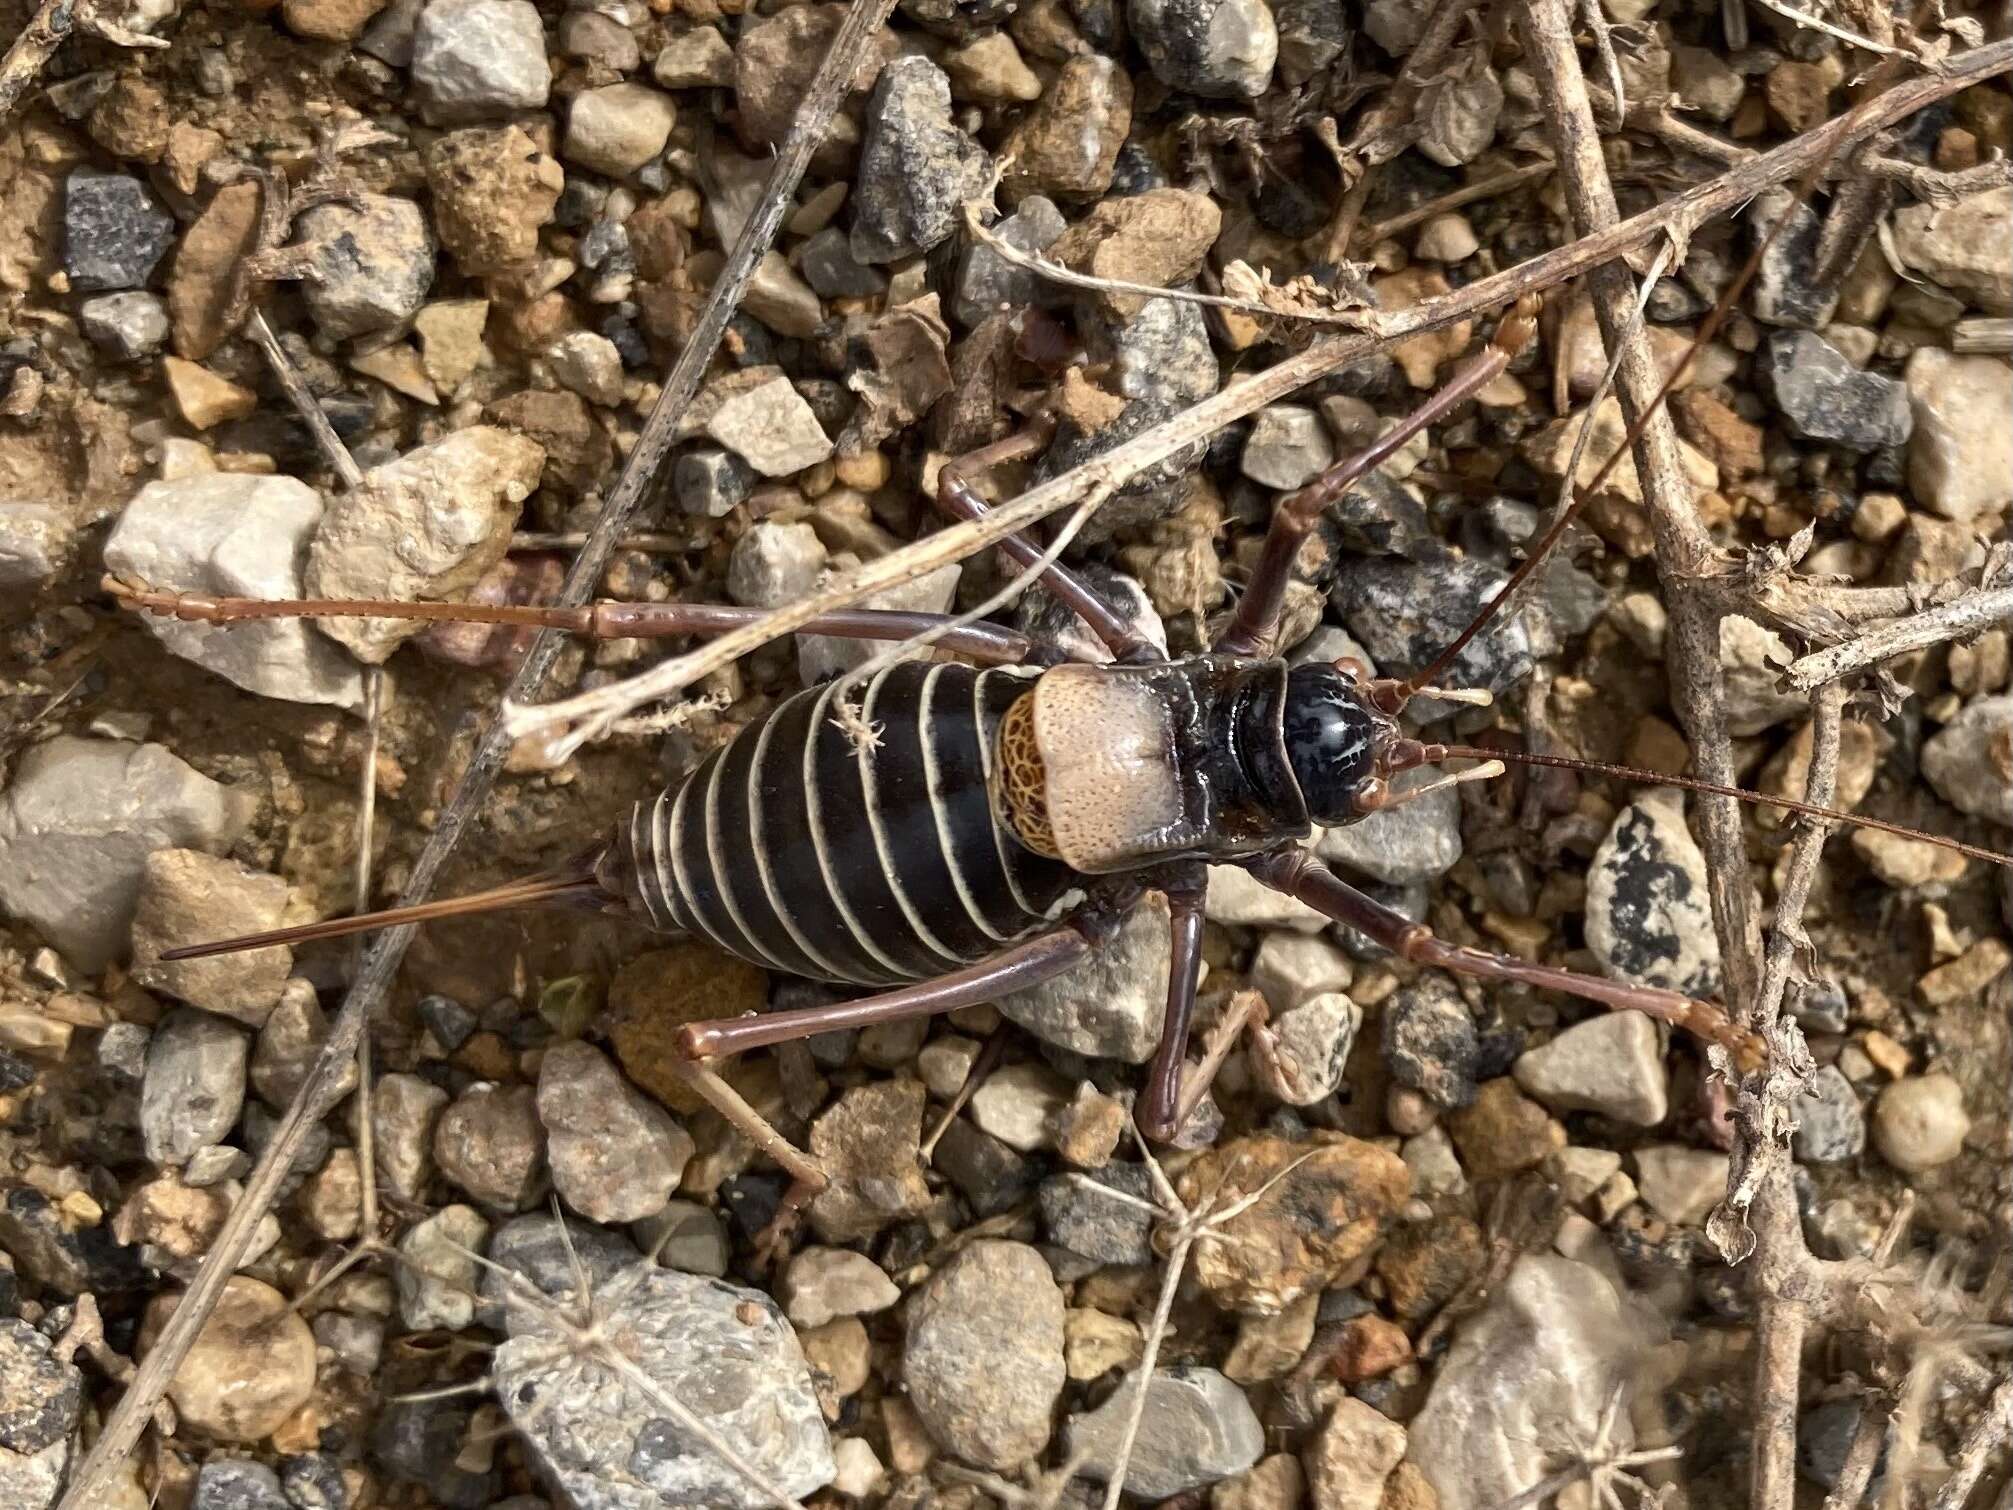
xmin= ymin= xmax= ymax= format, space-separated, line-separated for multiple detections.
xmin=245 ymin=310 xmax=365 ymax=491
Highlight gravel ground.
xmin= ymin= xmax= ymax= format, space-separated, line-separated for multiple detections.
xmin=0 ymin=0 xmax=2009 ymax=1506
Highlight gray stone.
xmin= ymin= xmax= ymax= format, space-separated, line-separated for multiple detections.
xmin=253 ymin=981 xmax=354 ymax=1108
xmin=0 ymin=737 xmax=251 ymax=972
xmin=107 ymin=473 xmax=366 ymax=709
xmin=373 ymin=1072 xmax=449 ymax=1202
xmin=1718 ymin=615 xmax=1806 ymax=736
xmin=1039 ymin=1162 xmax=1156 ymax=1266
xmin=1408 ymin=1256 xmax=1652 ymax=1509
xmin=0 ymin=1317 xmax=82 ymax=1455
xmin=969 ymin=1061 xmax=1071 ymax=1152
xmin=1923 ymin=695 xmax=2013 ymax=826
xmin=0 ymin=1437 xmax=67 ymax=1510
xmin=1316 ymin=768 xmax=1462 ymax=884
xmin=998 ymin=894 xmax=1168 ymax=1063
xmin=903 ymin=1240 xmax=1065 ymax=1471
xmin=1275 ymin=0 xmax=1348 ymax=83
xmin=0 ymin=501 xmax=74 ymax=589
xmin=1634 ymin=1145 xmax=1727 ymax=1225
xmin=397 ymin=1204 xmax=490 ymax=1331
xmin=1904 ymin=349 xmax=2013 ymax=524
xmin=294 ymin=196 xmax=436 ymax=340
xmin=1382 ymin=974 xmax=1478 ymax=1109
xmin=279 ymin=1452 xmax=346 ymax=1510
xmin=1513 ymin=1011 xmax=1668 ymax=1126
xmin=1065 ymin=1367 xmax=1264 ymax=1499
xmin=1086 ymin=292 xmax=1219 ymax=407
xmin=537 ymin=1042 xmax=693 ymax=1224
xmin=1205 ymin=862 xmax=1329 ymax=931
xmin=1872 ymin=1072 xmax=1970 ymax=1172
xmin=479 ymin=1212 xmax=639 ymax=1329
xmin=1891 ymin=185 xmax=2012 ymax=316
xmin=673 ymin=447 xmax=755 ymax=518
xmin=1586 ymin=788 xmax=1722 ymax=997
xmin=951 ymin=196 xmax=1065 ymax=327
xmin=1129 ymin=0 xmax=1276 ymax=97
xmin=850 ymin=56 xmax=993 ymax=265
xmin=78 ymin=291 xmax=169 ymax=360
xmin=191 ymin=1460 xmax=287 ymax=1510
xmin=1036 ymin=396 xmax=1206 ymax=541
xmin=633 ymin=1198 xmax=729 ymax=1276
xmin=563 ymin=83 xmax=676 ymax=178
xmin=778 ymin=1246 xmax=900 ymax=1329
xmin=98 ymin=1021 xmax=151 ymax=1083
xmin=372 ymin=1397 xmax=497 ymax=1507
xmin=359 ymin=0 xmax=425 ymax=64
xmin=1248 ymin=931 xmax=1352 ymax=1010
xmin=545 ymin=331 xmax=624 ymax=407
xmin=129 ymin=849 xmax=293 ymax=1025
xmin=1758 ymin=330 xmax=1911 ymax=451
xmin=140 ymin=1008 xmax=248 ymax=1167
xmin=934 ymin=1118 xmax=1038 ymax=1216
xmin=313 ymin=1312 xmax=383 ymax=1375
xmin=411 ymin=0 xmax=552 ymax=122
xmin=1417 ymin=68 xmax=1503 ymax=167
xmin=798 ymin=561 xmax=959 ymax=680
xmin=1362 ymin=0 xmax=1427 ymax=53
xmin=727 ymin=520 xmax=827 ymax=609
xmin=493 ymin=1263 xmax=834 ymax=1509
xmin=1798 ymin=1399 xmax=1866 ymax=1490
xmin=653 ymin=25 xmax=735 ymax=88
xmin=799 ymin=226 xmax=888 ymax=301
xmin=1333 ymin=555 xmax=1534 ymax=702
xmin=705 ymin=374 xmax=833 ymax=477
xmin=1749 ymin=191 xmax=1837 ymax=329
xmin=434 ymin=1083 xmax=547 ymax=1210
xmin=1242 ymin=405 xmax=1334 ymax=490
xmin=304 ymin=426 xmax=542 ymax=662
xmin=63 ymin=169 xmax=173 ymax=292
xmin=1793 ymin=1065 xmax=1865 ymax=1164
xmin=1265 ymin=991 xmax=1361 ymax=1106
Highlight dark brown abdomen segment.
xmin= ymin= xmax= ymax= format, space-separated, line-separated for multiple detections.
xmin=613 ymin=662 xmax=1081 ymax=987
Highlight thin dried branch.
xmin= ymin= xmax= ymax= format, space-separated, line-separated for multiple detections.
xmin=0 ymin=0 xmax=72 ymax=126
xmin=1785 ymin=581 xmax=2013 ymax=691
xmin=245 ymin=311 xmax=365 ymax=491
xmin=1357 ymin=156 xmax=1556 ymax=244
xmin=1752 ymin=0 xmax=1911 ymax=56
xmin=1952 ymin=317 xmax=2013 ymax=354
xmin=48 ymin=0 xmax=903 ymax=1499
xmin=961 ymin=205 xmax=1378 ymax=330
xmin=1934 ymin=1371 xmax=2013 ymax=1510
xmin=1863 ymin=153 xmax=2013 ymax=204
xmin=1518 ymin=0 xmax=1764 ymax=1011
xmin=500 ymin=40 xmax=2013 ymax=753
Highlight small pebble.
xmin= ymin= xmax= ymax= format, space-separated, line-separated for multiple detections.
xmin=63 ymin=169 xmax=174 ymax=291
xmin=397 ymin=1205 xmax=490 ymax=1331
xmin=1871 ymin=1072 xmax=1970 ymax=1172
xmin=1129 ymin=0 xmax=1277 ymax=98
xmin=1512 ymin=1011 xmax=1669 ymax=1126
xmin=1633 ymin=1144 xmax=1729 ymax=1226
xmin=537 ymin=1042 xmax=693 ymax=1224
xmin=411 ymin=0 xmax=552 ymax=123
xmin=293 ymin=195 xmax=436 ymax=340
xmin=779 ymin=1247 xmax=900 ymax=1330
xmin=1793 ymin=1065 xmax=1867 ymax=1165
xmin=903 ymin=1240 xmax=1065 ymax=1471
xmin=564 ymin=84 xmax=677 ymax=178
xmin=1065 ymin=1367 xmax=1265 ymax=1499
xmin=148 ymin=1276 xmax=316 ymax=1442
xmin=1303 ymin=1397 xmax=1407 ymax=1509
xmin=140 ymin=1008 xmax=248 ymax=1168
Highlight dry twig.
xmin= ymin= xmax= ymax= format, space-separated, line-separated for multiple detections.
xmin=1785 ymin=582 xmax=2013 ymax=691
xmin=48 ymin=0 xmax=904 ymax=1498
xmin=0 ymin=0 xmax=72 ymax=126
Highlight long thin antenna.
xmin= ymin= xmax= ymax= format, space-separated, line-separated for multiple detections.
xmin=155 ymin=864 xmax=606 ymax=961
xmin=1436 ymin=744 xmax=2013 ymax=869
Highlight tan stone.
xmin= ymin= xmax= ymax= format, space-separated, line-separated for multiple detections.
xmin=162 ymin=356 xmax=257 ymax=430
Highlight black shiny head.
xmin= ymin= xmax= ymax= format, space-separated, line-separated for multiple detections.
xmin=1280 ymin=664 xmax=1389 ymax=824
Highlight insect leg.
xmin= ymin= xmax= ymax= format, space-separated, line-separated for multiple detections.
xmin=1213 ymin=295 xmax=1541 ymax=660
xmin=934 ymin=446 xmax=1157 ymax=663
xmin=673 ymin=925 xmax=1096 ymax=1060
xmin=1244 ymin=848 xmax=1765 ymax=1070
xmin=109 ymin=580 xmax=1037 ymax=665
xmin=1136 ymin=864 xmax=1208 ymax=1142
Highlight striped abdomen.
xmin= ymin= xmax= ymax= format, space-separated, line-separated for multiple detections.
xmin=610 ymin=662 xmax=1083 ymax=987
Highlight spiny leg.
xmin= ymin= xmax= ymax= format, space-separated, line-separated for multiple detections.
xmin=1213 ymin=294 xmax=1542 ymax=661
xmin=1136 ymin=864 xmax=1208 ymax=1142
xmin=1244 ymin=847 xmax=1765 ymax=1070
xmin=670 ymin=924 xmax=1101 ymax=1256
xmin=935 ymin=430 xmax=1158 ymax=664
xmin=108 ymin=579 xmax=1037 ymax=666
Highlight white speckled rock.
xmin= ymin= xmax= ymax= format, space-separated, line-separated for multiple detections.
xmin=105 ymin=473 xmax=365 ymax=709
xmin=1585 ymin=788 xmax=1722 ymax=998
xmin=412 ymin=0 xmax=552 ymax=123
xmin=494 ymin=1262 xmax=834 ymax=1509
xmin=304 ymin=426 xmax=543 ymax=663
